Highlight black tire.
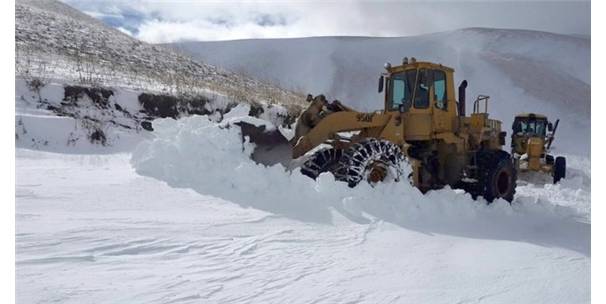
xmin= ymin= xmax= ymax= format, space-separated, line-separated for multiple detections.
xmin=300 ymin=147 xmax=343 ymax=179
xmin=545 ymin=154 xmax=554 ymax=165
xmin=475 ymin=150 xmax=517 ymax=203
xmin=553 ymin=156 xmax=566 ymax=184
xmin=334 ymin=138 xmax=405 ymax=187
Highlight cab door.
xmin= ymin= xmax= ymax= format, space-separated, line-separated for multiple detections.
xmin=405 ymin=68 xmax=433 ymax=140
xmin=431 ymin=69 xmax=451 ymax=133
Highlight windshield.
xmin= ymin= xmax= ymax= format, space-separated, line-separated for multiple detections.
xmin=513 ymin=118 xmax=547 ymax=136
xmin=388 ymin=70 xmax=417 ymax=111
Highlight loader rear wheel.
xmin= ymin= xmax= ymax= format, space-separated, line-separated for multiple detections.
xmin=335 ymin=138 xmax=405 ymax=187
xmin=475 ymin=151 xmax=516 ymax=203
xmin=300 ymin=147 xmax=343 ymax=179
xmin=553 ymin=156 xmax=566 ymax=184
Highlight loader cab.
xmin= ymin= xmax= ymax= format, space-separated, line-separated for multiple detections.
xmin=381 ymin=59 xmax=457 ymax=139
xmin=382 ymin=60 xmax=455 ymax=113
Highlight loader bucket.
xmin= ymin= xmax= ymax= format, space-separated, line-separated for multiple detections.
xmin=235 ymin=121 xmax=293 ymax=168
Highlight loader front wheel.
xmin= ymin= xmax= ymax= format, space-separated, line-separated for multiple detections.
xmin=476 ymin=151 xmax=516 ymax=203
xmin=335 ymin=138 xmax=405 ymax=187
xmin=300 ymin=147 xmax=343 ymax=179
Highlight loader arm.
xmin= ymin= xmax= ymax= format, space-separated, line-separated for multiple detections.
xmin=292 ymin=111 xmax=392 ymax=158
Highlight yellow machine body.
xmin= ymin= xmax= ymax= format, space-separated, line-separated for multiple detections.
xmin=291 ymin=59 xmax=510 ymax=194
xmin=511 ymin=113 xmax=557 ymax=174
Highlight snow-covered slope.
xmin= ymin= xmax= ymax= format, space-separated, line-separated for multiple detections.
xmin=16 ymin=0 xmax=304 ymax=110
xmin=15 ymin=0 xmax=303 ymax=153
xmin=170 ymin=29 xmax=590 ymax=155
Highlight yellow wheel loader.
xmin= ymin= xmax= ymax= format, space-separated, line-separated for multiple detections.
xmin=511 ymin=113 xmax=566 ymax=183
xmin=288 ymin=58 xmax=516 ymax=202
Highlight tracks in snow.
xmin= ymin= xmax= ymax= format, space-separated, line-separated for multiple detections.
xmin=16 ymin=150 xmax=590 ymax=303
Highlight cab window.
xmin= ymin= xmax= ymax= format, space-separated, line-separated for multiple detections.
xmin=414 ymin=69 xmax=429 ymax=109
xmin=513 ymin=118 xmax=547 ymax=136
xmin=433 ymin=70 xmax=447 ymax=110
xmin=388 ymin=70 xmax=416 ymax=111
xmin=512 ymin=120 xmax=523 ymax=133
xmin=391 ymin=78 xmax=406 ymax=110
xmin=535 ymin=120 xmax=546 ymax=136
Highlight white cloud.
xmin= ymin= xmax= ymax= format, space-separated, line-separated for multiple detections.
xmin=63 ymin=0 xmax=591 ymax=43
xmin=137 ymin=20 xmax=294 ymax=42
xmin=128 ymin=1 xmax=426 ymax=43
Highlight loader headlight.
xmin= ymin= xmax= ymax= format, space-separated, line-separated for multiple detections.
xmin=384 ymin=62 xmax=392 ymax=70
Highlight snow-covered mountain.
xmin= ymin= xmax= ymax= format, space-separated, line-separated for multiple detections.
xmin=170 ymin=29 xmax=591 ymax=155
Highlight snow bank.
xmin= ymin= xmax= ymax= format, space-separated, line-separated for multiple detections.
xmin=132 ymin=107 xmax=590 ymax=255
xmin=15 ymin=79 xmax=150 ymax=153
xmin=15 ymin=76 xmax=300 ymax=154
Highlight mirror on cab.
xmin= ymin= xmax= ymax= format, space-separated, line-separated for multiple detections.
xmin=547 ymin=122 xmax=554 ymax=132
xmin=378 ymin=75 xmax=384 ymax=93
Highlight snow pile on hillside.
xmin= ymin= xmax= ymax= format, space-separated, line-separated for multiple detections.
xmin=172 ymin=29 xmax=590 ymax=155
xmin=132 ymin=105 xmax=590 ymax=237
xmin=15 ymin=78 xmax=296 ymax=153
xmin=15 ymin=79 xmax=148 ymax=152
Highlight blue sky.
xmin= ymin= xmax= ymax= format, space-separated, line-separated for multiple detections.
xmin=62 ymin=0 xmax=591 ymax=43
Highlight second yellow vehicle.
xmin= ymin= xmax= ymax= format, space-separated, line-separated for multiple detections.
xmin=511 ymin=113 xmax=566 ymax=183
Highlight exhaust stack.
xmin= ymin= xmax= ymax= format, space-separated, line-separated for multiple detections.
xmin=458 ymin=80 xmax=468 ymax=116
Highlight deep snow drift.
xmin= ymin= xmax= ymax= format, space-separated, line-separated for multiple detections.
xmin=132 ymin=105 xmax=591 ymax=239
xmin=17 ymin=105 xmax=590 ymax=303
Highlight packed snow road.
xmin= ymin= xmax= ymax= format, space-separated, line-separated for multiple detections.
xmin=16 ymin=110 xmax=590 ymax=303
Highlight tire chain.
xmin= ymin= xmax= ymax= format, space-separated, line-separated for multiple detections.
xmin=335 ymin=138 xmax=405 ymax=187
xmin=300 ymin=147 xmax=343 ymax=179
